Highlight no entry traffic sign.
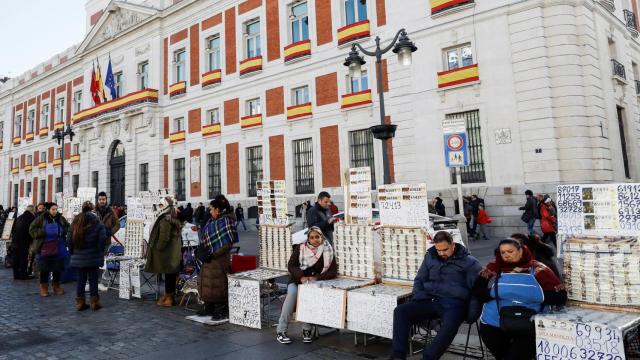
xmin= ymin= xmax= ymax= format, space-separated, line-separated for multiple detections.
xmin=444 ymin=132 xmax=469 ymax=167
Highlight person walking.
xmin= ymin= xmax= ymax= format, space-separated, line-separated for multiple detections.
xmin=183 ymin=203 xmax=194 ymax=223
xmin=29 ymin=202 xmax=70 ymax=297
xmin=469 ymin=195 xmax=484 ymax=237
xmin=194 ymin=202 xmax=205 ymax=228
xmin=306 ymin=192 xmax=337 ymax=245
xmin=67 ymin=202 xmax=108 ymax=311
xmin=540 ymin=197 xmax=558 ymax=249
xmin=197 ymin=195 xmax=239 ymax=320
xmin=234 ymin=204 xmax=247 ymax=231
xmin=144 ymin=197 xmax=182 ymax=307
xmin=519 ymin=190 xmax=539 ymax=235
xmin=11 ymin=205 xmax=36 ymax=280
xmin=434 ymin=197 xmax=446 ymax=217
xmin=475 ymin=204 xmax=492 ymax=241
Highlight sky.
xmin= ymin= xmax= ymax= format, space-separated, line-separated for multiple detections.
xmin=0 ymin=0 xmax=87 ymax=77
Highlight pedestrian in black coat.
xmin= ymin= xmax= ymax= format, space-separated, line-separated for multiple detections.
xmin=183 ymin=203 xmax=194 ymax=223
xmin=511 ymin=233 xmax=560 ymax=278
xmin=67 ymin=202 xmax=107 ymax=311
xmin=306 ymin=192 xmax=337 ymax=245
xmin=11 ymin=205 xmax=36 ymax=280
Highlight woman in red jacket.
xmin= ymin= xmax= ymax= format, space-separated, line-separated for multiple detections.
xmin=540 ymin=197 xmax=558 ymax=249
xmin=475 ymin=204 xmax=492 ymax=241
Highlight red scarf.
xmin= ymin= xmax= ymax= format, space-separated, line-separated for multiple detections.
xmin=481 ymin=246 xmax=563 ymax=292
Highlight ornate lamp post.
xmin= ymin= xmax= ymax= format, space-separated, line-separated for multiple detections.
xmin=52 ymin=125 xmax=75 ymax=193
xmin=343 ymin=29 xmax=417 ymax=185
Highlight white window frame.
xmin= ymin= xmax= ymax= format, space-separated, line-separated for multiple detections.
xmin=14 ymin=114 xmax=22 ymax=137
xmin=73 ymin=143 xmax=80 ymax=155
xmin=443 ymin=43 xmax=474 ymax=71
xmin=55 ymin=148 xmax=62 ymax=159
xmin=13 ymin=158 xmax=19 ymax=168
xmin=114 ymin=72 xmax=123 ymax=98
xmin=138 ymin=61 xmax=149 ymax=90
xmin=288 ymin=1 xmax=309 ymax=44
xmin=173 ymin=48 xmax=187 ymax=83
xmin=56 ymin=97 xmax=66 ymax=123
xmin=40 ymin=151 xmax=47 ymax=163
xmin=173 ymin=117 xmax=184 ymax=132
xmin=244 ymin=18 xmax=262 ymax=59
xmin=347 ymin=70 xmax=369 ymax=93
xmin=206 ymin=108 xmax=220 ymax=125
xmin=41 ymin=103 xmax=50 ymax=129
xmin=26 ymin=155 xmax=32 ymax=166
xmin=246 ymin=98 xmax=261 ymax=116
xmin=0 ymin=122 xmax=4 ymax=140
xmin=291 ymin=85 xmax=310 ymax=106
xmin=27 ymin=109 xmax=35 ymax=133
xmin=205 ymin=34 xmax=221 ymax=71
xmin=73 ymin=90 xmax=82 ymax=114
xmin=342 ymin=0 xmax=368 ymax=26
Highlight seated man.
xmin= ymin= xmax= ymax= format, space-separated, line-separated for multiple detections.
xmin=390 ymin=231 xmax=482 ymax=360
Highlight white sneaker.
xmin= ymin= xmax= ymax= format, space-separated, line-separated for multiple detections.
xmin=98 ymin=284 xmax=108 ymax=291
xmin=277 ymin=332 xmax=292 ymax=344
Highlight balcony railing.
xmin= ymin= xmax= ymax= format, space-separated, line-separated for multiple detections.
xmin=72 ymin=89 xmax=159 ymax=124
xmin=624 ymin=9 xmax=637 ymax=30
xmin=612 ymin=59 xmax=626 ymax=80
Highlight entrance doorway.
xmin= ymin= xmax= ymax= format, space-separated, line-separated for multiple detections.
xmin=110 ymin=141 xmax=125 ymax=206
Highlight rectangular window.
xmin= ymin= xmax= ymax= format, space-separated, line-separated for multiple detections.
xmin=55 ymin=177 xmax=62 ymax=194
xmin=40 ymin=151 xmax=46 ymax=163
xmin=56 ymin=148 xmax=62 ymax=159
xmin=246 ymin=146 xmax=263 ymax=197
xmin=293 ymin=138 xmax=314 ymax=194
xmin=0 ymin=122 xmax=4 ymax=140
xmin=207 ymin=152 xmax=221 ymax=199
xmin=444 ymin=44 xmax=473 ymax=71
xmin=15 ymin=115 xmax=22 ymax=137
xmin=290 ymin=2 xmax=309 ymax=43
xmin=292 ymin=86 xmax=310 ymax=105
xmin=348 ymin=70 xmax=369 ymax=93
xmin=244 ymin=19 xmax=261 ymax=58
xmin=39 ymin=179 xmax=46 ymax=203
xmin=344 ymin=0 xmax=367 ymax=25
xmin=73 ymin=143 xmax=80 ymax=155
xmin=206 ymin=108 xmax=220 ymax=125
xmin=449 ymin=110 xmax=486 ymax=184
xmin=72 ymin=175 xmax=79 ymax=197
xmin=91 ymin=171 xmax=99 ymax=190
xmin=26 ymin=155 xmax=32 ymax=166
xmin=139 ymin=163 xmax=149 ymax=191
xmin=173 ymin=117 xmax=184 ymax=132
xmin=138 ymin=61 xmax=149 ymax=90
xmin=74 ymin=91 xmax=82 ymax=113
xmin=13 ymin=158 xmax=19 ymax=168
xmin=41 ymin=104 xmax=49 ymax=129
xmin=27 ymin=110 xmax=35 ymax=133
xmin=174 ymin=49 xmax=186 ymax=82
xmin=13 ymin=184 xmax=18 ymax=208
xmin=349 ymin=129 xmax=376 ymax=189
xmin=26 ymin=182 xmax=32 ymax=198
xmin=206 ymin=35 xmax=221 ymax=71
xmin=246 ymin=98 xmax=261 ymax=116
xmin=56 ymin=98 xmax=65 ymax=123
xmin=616 ymin=106 xmax=631 ymax=178
xmin=174 ymin=158 xmax=186 ymax=201
xmin=114 ymin=72 xmax=123 ymax=98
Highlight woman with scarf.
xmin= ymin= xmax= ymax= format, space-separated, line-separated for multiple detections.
xmin=276 ymin=226 xmax=337 ymax=345
xmin=197 ymin=195 xmax=238 ymax=321
xmin=473 ymin=238 xmax=566 ymax=360
xmin=29 ymin=202 xmax=70 ymax=297
xmin=145 ymin=197 xmax=182 ymax=307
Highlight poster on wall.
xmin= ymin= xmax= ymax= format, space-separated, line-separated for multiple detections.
xmin=256 ymin=181 xmax=288 ymax=226
xmin=346 ymin=167 xmax=372 ymax=225
xmin=378 ymin=183 xmax=430 ymax=228
xmin=190 ymin=156 xmax=200 ymax=183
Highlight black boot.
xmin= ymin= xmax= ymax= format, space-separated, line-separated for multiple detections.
xmin=197 ymin=302 xmax=215 ymax=316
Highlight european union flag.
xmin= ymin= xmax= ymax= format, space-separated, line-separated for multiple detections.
xmin=104 ymin=57 xmax=117 ymax=100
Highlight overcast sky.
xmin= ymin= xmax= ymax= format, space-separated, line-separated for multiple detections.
xmin=0 ymin=0 xmax=86 ymax=77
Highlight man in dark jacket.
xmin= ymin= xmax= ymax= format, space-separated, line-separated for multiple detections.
xmin=235 ymin=204 xmax=247 ymax=231
xmin=306 ymin=192 xmax=337 ymax=245
xmin=194 ymin=202 xmax=205 ymax=227
xmin=96 ymin=192 xmax=120 ymax=245
xmin=519 ymin=189 xmax=539 ymax=235
xmin=390 ymin=231 xmax=482 ymax=360
xmin=11 ymin=205 xmax=36 ymax=280
xmin=183 ymin=203 xmax=194 ymax=223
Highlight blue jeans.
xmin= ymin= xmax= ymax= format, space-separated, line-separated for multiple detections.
xmin=391 ymin=298 xmax=466 ymax=360
xmin=527 ymin=218 xmax=536 ymax=235
xmin=76 ymin=267 xmax=99 ymax=297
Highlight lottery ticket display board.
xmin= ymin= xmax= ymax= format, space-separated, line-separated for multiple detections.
xmin=346 ymin=167 xmax=372 ymax=225
xmin=378 ymin=183 xmax=430 ymax=228
xmin=256 ymin=181 xmax=288 ymax=226
xmin=380 ymin=227 xmax=429 ymax=285
xmin=258 ymin=225 xmax=292 ymax=271
xmin=333 ymin=224 xmax=375 ymax=279
xmin=535 ymin=307 xmax=640 ymax=360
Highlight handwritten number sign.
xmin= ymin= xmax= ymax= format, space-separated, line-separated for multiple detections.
xmin=228 ymin=277 xmax=262 ymax=329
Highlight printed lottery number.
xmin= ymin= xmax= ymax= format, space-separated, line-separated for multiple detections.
xmin=381 ymin=201 xmax=401 ymax=210
xmin=536 ymin=339 xmax=622 ymax=360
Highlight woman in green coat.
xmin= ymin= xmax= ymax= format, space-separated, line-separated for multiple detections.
xmin=144 ymin=196 xmax=182 ymax=307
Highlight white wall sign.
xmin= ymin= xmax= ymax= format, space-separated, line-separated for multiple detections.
xmin=378 ymin=183 xmax=430 ymax=228
xmin=190 ymin=156 xmax=200 ymax=183
xmin=494 ymin=128 xmax=512 ymax=144
xmin=227 ymin=277 xmax=262 ymax=329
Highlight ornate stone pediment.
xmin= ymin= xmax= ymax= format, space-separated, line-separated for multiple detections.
xmin=77 ymin=2 xmax=157 ymax=54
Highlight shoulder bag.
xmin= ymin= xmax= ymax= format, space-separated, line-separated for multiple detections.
xmin=495 ymin=269 xmax=539 ymax=336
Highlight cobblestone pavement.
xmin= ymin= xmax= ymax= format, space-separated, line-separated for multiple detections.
xmin=0 ymin=229 xmax=492 ymax=359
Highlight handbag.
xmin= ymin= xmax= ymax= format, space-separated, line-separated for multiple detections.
xmin=495 ymin=270 xmax=539 ymax=336
xmin=40 ymin=239 xmax=60 ymax=257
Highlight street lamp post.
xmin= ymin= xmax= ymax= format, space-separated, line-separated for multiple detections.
xmin=343 ymin=29 xmax=417 ymax=185
xmin=52 ymin=125 xmax=75 ymax=194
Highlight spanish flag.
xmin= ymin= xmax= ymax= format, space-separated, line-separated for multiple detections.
xmin=95 ymin=58 xmax=107 ymax=103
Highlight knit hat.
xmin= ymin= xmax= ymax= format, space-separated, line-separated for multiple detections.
xmin=160 ymin=196 xmax=173 ymax=208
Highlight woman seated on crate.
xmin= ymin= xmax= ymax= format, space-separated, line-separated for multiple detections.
xmin=276 ymin=226 xmax=337 ymax=345
xmin=196 ymin=195 xmax=239 ymax=321
xmin=472 ymin=238 xmax=567 ymax=360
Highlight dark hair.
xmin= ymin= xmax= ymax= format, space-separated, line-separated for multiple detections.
xmin=210 ymin=195 xmax=232 ymax=214
xmin=45 ymin=202 xmax=57 ymax=210
xmin=509 ymin=233 xmax=528 ymax=244
xmin=525 ymin=190 xmax=533 ymax=196
xmin=98 ymin=191 xmax=107 ymax=198
xmin=318 ymin=191 xmax=331 ymax=200
xmin=72 ymin=201 xmax=96 ymax=249
xmin=432 ymin=231 xmax=453 ymax=244
xmin=498 ymin=238 xmax=522 ymax=249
